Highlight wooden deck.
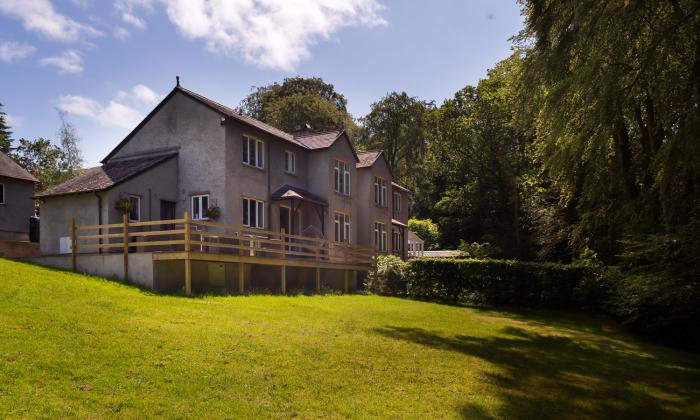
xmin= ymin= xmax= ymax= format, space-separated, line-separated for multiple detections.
xmin=71 ymin=212 xmax=377 ymax=295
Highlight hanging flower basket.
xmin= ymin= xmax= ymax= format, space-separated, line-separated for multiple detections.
xmin=205 ymin=206 xmax=221 ymax=220
xmin=115 ymin=198 xmax=134 ymax=215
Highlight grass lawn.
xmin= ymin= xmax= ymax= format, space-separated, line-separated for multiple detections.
xmin=1 ymin=259 xmax=699 ymax=418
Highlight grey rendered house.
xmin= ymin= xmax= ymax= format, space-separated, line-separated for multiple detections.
xmin=0 ymin=151 xmax=37 ymax=241
xmin=36 ymin=82 xmax=409 ymax=291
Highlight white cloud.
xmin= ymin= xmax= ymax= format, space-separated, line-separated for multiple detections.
xmin=0 ymin=0 xmax=102 ymax=42
xmin=0 ymin=40 xmax=36 ymax=62
xmin=40 ymin=49 xmax=84 ymax=74
xmin=114 ymin=27 xmax=131 ymax=40
xmin=57 ymin=84 xmax=162 ymax=128
xmin=163 ymin=0 xmax=387 ymax=71
xmin=115 ymin=0 xmax=152 ymax=29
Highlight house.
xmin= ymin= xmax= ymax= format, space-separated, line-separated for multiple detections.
xmin=34 ymin=81 xmax=409 ymax=293
xmin=0 ymin=151 xmax=37 ymax=241
xmin=407 ymin=230 xmax=425 ymax=257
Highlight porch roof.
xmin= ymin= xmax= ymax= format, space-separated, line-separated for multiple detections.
xmin=271 ymin=184 xmax=328 ymax=207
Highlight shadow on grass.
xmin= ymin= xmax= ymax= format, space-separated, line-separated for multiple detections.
xmin=374 ymin=325 xmax=700 ymax=419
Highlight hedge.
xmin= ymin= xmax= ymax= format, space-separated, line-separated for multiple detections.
xmin=403 ymin=258 xmax=604 ymax=308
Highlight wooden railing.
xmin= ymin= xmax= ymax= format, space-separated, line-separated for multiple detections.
xmin=71 ymin=212 xmax=378 ymax=294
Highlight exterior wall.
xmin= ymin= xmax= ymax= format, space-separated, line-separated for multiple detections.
xmin=39 ymin=193 xmax=101 ymax=254
xmin=356 ymin=158 xmax=393 ymax=250
xmin=0 ymin=176 xmax=35 ymax=240
xmin=109 ymin=92 xmax=226 ymax=221
xmin=307 ymin=137 xmax=358 ymax=244
xmin=103 ymin=157 xmax=179 ymax=224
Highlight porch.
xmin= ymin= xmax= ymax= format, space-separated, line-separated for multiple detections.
xmin=66 ymin=212 xmax=377 ymax=294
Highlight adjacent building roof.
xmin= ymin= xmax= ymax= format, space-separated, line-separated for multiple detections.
xmin=420 ymin=250 xmax=467 ymax=258
xmin=392 ymin=181 xmax=410 ymax=193
xmin=271 ymin=184 xmax=328 ymax=207
xmin=0 ymin=151 xmax=38 ymax=182
xmin=408 ymin=230 xmax=424 ymax=243
xmin=37 ymin=152 xmax=177 ymax=198
xmin=356 ymin=150 xmax=383 ymax=168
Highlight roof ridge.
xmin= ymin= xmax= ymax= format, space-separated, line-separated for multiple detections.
xmin=292 ymin=128 xmax=344 ymax=138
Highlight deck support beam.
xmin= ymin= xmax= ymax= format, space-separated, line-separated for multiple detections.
xmin=184 ymin=211 xmax=192 ymax=295
xmin=344 ymin=270 xmax=349 ymax=293
xmin=238 ymin=262 xmax=245 ymax=294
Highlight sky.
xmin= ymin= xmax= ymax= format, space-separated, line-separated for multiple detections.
xmin=0 ymin=0 xmax=524 ymax=166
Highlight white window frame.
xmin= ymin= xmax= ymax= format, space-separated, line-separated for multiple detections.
xmin=334 ymin=159 xmax=350 ymax=195
xmin=242 ymin=135 xmax=264 ymax=169
xmin=191 ymin=194 xmax=209 ymax=221
xmin=393 ymin=192 xmax=401 ymax=213
xmin=243 ymin=197 xmax=265 ymax=229
xmin=374 ymin=222 xmax=387 ymax=252
xmin=284 ymin=150 xmax=296 ymax=174
xmin=334 ymin=212 xmax=350 ymax=243
xmin=127 ymin=195 xmax=141 ymax=222
xmin=374 ymin=176 xmax=387 ymax=207
xmin=0 ymin=183 xmax=4 ymax=204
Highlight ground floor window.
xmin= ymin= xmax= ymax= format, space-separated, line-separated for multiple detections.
xmin=243 ymin=197 xmax=264 ymax=229
xmin=191 ymin=194 xmax=209 ymax=220
xmin=374 ymin=222 xmax=387 ymax=252
xmin=392 ymin=228 xmax=402 ymax=252
xmin=128 ymin=195 xmax=140 ymax=222
xmin=334 ymin=212 xmax=350 ymax=242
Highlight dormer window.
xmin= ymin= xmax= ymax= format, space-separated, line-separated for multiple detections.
xmin=285 ymin=150 xmax=296 ymax=174
xmin=242 ymin=135 xmax=264 ymax=169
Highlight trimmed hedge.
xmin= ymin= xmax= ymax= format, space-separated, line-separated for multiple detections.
xmin=405 ymin=258 xmax=603 ymax=308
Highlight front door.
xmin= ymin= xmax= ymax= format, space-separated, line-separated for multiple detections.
xmin=280 ymin=206 xmax=291 ymax=234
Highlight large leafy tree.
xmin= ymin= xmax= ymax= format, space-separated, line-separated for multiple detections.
xmin=10 ymin=138 xmax=71 ymax=191
xmin=515 ymin=0 xmax=700 ymax=261
xmin=0 ymin=102 xmax=12 ymax=153
xmin=357 ymin=92 xmax=434 ymax=184
xmin=239 ymin=77 xmax=357 ymax=136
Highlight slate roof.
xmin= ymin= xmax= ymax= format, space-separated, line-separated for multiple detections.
xmin=293 ymin=129 xmax=345 ymax=150
xmin=0 ymin=151 xmax=38 ymax=182
xmin=356 ymin=150 xmax=383 ymax=168
xmin=271 ymin=184 xmax=328 ymax=206
xmin=37 ymin=152 xmax=177 ymax=198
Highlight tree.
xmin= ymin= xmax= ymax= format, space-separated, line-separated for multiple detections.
xmin=0 ymin=102 xmax=12 ymax=153
xmin=57 ymin=109 xmax=83 ymax=174
xmin=10 ymin=138 xmax=70 ymax=191
xmin=407 ymin=218 xmax=440 ymax=250
xmin=240 ymin=77 xmax=357 ymax=136
xmin=358 ymin=92 xmax=433 ymax=184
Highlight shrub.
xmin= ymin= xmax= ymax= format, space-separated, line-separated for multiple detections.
xmin=405 ymin=258 xmax=602 ymax=308
xmin=366 ymin=255 xmax=408 ymax=296
xmin=408 ymin=218 xmax=440 ymax=250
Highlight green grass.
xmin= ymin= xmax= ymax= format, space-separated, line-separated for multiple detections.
xmin=1 ymin=259 xmax=699 ymax=419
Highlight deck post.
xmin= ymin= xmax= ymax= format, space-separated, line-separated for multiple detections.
xmin=238 ymin=262 xmax=245 ymax=294
xmin=71 ymin=217 xmax=77 ymax=272
xmin=184 ymin=211 xmax=192 ymax=295
xmin=122 ymin=214 xmax=129 ymax=281
xmin=344 ymin=270 xmax=349 ymax=293
xmin=280 ymin=228 xmax=286 ymax=295
xmin=315 ymin=235 xmax=321 ymax=293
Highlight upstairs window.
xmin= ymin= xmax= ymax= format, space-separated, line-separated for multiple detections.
xmin=242 ymin=135 xmax=264 ymax=169
xmin=374 ymin=177 xmax=387 ymax=207
xmin=334 ymin=212 xmax=350 ymax=242
xmin=393 ymin=192 xmax=401 ymax=214
xmin=191 ymin=194 xmax=209 ymax=220
xmin=334 ymin=160 xmax=350 ymax=195
xmin=243 ymin=197 xmax=264 ymax=229
xmin=284 ymin=150 xmax=296 ymax=174
xmin=374 ymin=222 xmax=387 ymax=252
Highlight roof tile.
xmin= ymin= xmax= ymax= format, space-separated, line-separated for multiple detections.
xmin=0 ymin=151 xmax=38 ymax=182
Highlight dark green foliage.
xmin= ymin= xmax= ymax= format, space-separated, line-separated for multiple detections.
xmin=405 ymin=258 xmax=602 ymax=309
xmin=10 ymin=138 xmax=72 ymax=191
xmin=239 ymin=76 xmax=357 ymax=137
xmin=407 ymin=218 xmax=440 ymax=250
xmin=365 ymin=255 xmax=409 ymax=295
xmin=0 ymin=102 xmax=12 ymax=153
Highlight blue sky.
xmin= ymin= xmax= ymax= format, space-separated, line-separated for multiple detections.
xmin=0 ymin=0 xmax=523 ymax=166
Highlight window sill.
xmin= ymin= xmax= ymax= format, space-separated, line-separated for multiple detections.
xmin=334 ymin=192 xmax=352 ymax=199
xmin=242 ymin=162 xmax=266 ymax=172
xmin=284 ymin=171 xmax=297 ymax=176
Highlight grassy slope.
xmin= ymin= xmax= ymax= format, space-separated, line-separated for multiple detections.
xmin=1 ymin=259 xmax=699 ymax=419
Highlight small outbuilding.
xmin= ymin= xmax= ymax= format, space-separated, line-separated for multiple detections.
xmin=0 ymin=151 xmax=37 ymax=241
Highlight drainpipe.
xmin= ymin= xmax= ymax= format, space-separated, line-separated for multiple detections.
xmin=95 ymin=192 xmax=102 ymax=254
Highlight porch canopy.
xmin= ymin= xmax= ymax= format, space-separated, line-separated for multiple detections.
xmin=271 ymin=184 xmax=328 ymax=236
